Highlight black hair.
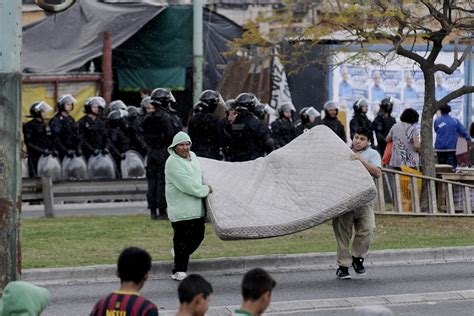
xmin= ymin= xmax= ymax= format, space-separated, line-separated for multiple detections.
xmin=117 ymin=247 xmax=152 ymax=284
xmin=241 ymin=268 xmax=276 ymax=301
xmin=400 ymin=108 xmax=420 ymax=124
xmin=354 ymin=127 xmax=371 ymax=140
xmin=439 ymin=104 xmax=451 ymax=114
xmin=178 ymin=274 xmax=213 ymax=304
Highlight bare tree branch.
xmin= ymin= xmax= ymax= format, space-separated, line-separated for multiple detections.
xmin=434 ymin=43 xmax=473 ymax=74
xmin=436 ymin=85 xmax=474 ymax=107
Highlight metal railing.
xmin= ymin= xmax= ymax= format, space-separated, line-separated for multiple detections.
xmin=376 ymin=168 xmax=474 ymax=216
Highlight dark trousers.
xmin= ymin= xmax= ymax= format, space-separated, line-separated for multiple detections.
xmin=146 ymin=149 xmax=168 ymax=213
xmin=437 ymin=151 xmax=457 ymax=170
xmin=171 ymin=217 xmax=205 ymax=273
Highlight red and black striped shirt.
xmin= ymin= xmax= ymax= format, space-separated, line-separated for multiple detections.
xmin=90 ymin=291 xmax=159 ymax=316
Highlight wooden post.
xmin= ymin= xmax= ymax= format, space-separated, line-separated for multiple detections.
xmin=101 ymin=32 xmax=113 ymax=104
xmin=463 ymin=186 xmax=472 ymax=214
xmin=376 ymin=177 xmax=385 ymax=213
xmin=41 ymin=176 xmax=55 ymax=218
xmin=410 ymin=177 xmax=421 ymax=213
xmin=428 ymin=180 xmax=438 ymax=214
xmin=394 ymin=174 xmax=402 ymax=212
xmin=446 ymin=183 xmax=455 ymax=214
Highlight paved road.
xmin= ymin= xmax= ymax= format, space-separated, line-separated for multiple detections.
xmin=41 ymin=261 xmax=474 ymax=315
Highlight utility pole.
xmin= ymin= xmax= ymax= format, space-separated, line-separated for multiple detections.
xmin=193 ymin=0 xmax=203 ymax=104
xmin=0 ymin=0 xmax=22 ymax=288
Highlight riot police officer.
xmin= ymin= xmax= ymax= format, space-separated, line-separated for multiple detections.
xmin=142 ymin=88 xmax=183 ymax=220
xmin=225 ymin=93 xmax=274 ymax=161
xmin=107 ymin=109 xmax=131 ymax=176
xmin=187 ymin=90 xmax=224 ymax=160
xmin=78 ymin=96 xmax=110 ymax=159
xmin=372 ymin=97 xmax=396 ymax=156
xmin=295 ymin=106 xmax=320 ymax=136
xmin=350 ymin=98 xmax=373 ymax=144
xmin=23 ymin=101 xmax=56 ymax=177
xmin=271 ymin=102 xmax=297 ymax=149
xmin=49 ymin=94 xmax=81 ymax=160
xmin=322 ymin=101 xmax=347 ymax=142
xmin=127 ymin=106 xmax=148 ymax=157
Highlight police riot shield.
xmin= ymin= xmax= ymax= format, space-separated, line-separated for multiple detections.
xmin=22 ymin=158 xmax=29 ymax=178
xmin=87 ymin=154 xmax=117 ymax=180
xmin=37 ymin=155 xmax=62 ymax=181
xmin=62 ymin=156 xmax=88 ymax=180
xmin=121 ymin=150 xmax=146 ymax=179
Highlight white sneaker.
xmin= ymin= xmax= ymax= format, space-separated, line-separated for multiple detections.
xmin=171 ymin=272 xmax=187 ymax=281
xmin=171 ymin=247 xmax=175 ymax=258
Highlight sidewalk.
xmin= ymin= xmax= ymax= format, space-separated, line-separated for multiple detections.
xmin=23 ymin=246 xmax=474 ymax=285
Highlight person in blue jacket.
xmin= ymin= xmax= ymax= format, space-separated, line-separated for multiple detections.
xmin=434 ymin=104 xmax=471 ymax=169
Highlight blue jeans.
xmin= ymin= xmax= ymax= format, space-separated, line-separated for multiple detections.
xmin=437 ymin=151 xmax=457 ymax=170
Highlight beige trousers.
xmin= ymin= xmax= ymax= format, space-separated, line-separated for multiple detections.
xmin=332 ymin=203 xmax=375 ymax=267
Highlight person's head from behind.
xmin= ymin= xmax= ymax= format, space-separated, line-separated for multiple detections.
xmin=177 ymin=274 xmax=213 ymax=316
xmin=439 ymin=104 xmax=451 ymax=115
xmin=352 ymin=127 xmax=371 ymax=152
xmin=241 ymin=268 xmax=276 ymax=315
xmin=117 ymin=247 xmax=152 ymax=290
xmin=400 ymin=108 xmax=419 ymax=124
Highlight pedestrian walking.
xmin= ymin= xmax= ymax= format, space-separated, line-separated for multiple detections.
xmin=90 ymin=247 xmax=158 ymax=316
xmin=233 ymin=268 xmax=276 ymax=316
xmin=176 ymin=274 xmax=213 ymax=316
xmin=165 ymin=132 xmax=212 ymax=281
xmin=333 ymin=127 xmax=381 ymax=280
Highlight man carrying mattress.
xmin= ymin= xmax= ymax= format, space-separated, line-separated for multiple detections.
xmin=165 ymin=132 xmax=213 ymax=281
xmin=333 ymin=127 xmax=381 ymax=279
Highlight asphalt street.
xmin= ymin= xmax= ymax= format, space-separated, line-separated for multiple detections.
xmin=41 ymin=261 xmax=474 ymax=315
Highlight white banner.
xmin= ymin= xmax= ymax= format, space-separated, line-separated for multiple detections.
xmin=270 ymin=52 xmax=293 ymax=123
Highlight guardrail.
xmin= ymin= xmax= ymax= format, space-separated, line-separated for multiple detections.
xmin=23 ymin=168 xmax=474 ymax=218
xmin=22 ymin=177 xmax=147 ymax=217
xmin=376 ymin=168 xmax=474 ymax=216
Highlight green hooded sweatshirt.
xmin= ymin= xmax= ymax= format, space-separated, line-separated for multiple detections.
xmin=165 ymin=132 xmax=210 ymax=222
xmin=0 ymin=281 xmax=50 ymax=316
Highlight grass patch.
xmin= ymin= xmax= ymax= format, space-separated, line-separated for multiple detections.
xmin=21 ymin=215 xmax=474 ymax=269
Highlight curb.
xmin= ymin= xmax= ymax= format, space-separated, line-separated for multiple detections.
xmin=22 ymin=246 xmax=474 ymax=284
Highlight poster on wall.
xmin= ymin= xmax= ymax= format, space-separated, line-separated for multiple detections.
xmin=331 ymin=51 xmax=466 ymax=124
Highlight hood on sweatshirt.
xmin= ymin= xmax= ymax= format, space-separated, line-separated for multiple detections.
xmin=168 ymin=131 xmax=192 ymax=155
xmin=0 ymin=281 xmax=50 ymax=316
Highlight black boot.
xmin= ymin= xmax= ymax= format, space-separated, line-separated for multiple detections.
xmin=150 ymin=209 xmax=158 ymax=220
xmin=158 ymin=208 xmax=168 ymax=220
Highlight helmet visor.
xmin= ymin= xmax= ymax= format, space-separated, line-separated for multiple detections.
xmin=35 ymin=101 xmax=53 ymax=113
xmin=58 ymin=94 xmax=77 ymax=105
xmin=305 ymin=107 xmax=320 ymax=118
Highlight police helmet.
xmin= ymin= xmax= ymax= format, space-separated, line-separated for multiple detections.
xmin=224 ymin=99 xmax=236 ymax=112
xmin=323 ymin=100 xmax=339 ymax=116
xmin=300 ymin=106 xmax=320 ymax=123
xmin=107 ymin=109 xmax=129 ymax=121
xmin=108 ymin=100 xmax=127 ymax=112
xmin=84 ymin=96 xmax=106 ymax=114
xmin=253 ymin=104 xmax=266 ymax=120
xmin=199 ymin=90 xmax=224 ymax=113
xmin=380 ymin=97 xmax=394 ymax=114
xmin=193 ymin=101 xmax=206 ymax=115
xmin=278 ymin=102 xmax=295 ymax=116
xmin=235 ymin=93 xmax=259 ymax=112
xmin=150 ymin=88 xmax=176 ymax=109
xmin=28 ymin=101 xmax=53 ymax=118
xmin=127 ymin=106 xmax=142 ymax=118
xmin=353 ymin=98 xmax=369 ymax=114
xmin=57 ymin=94 xmax=77 ymax=112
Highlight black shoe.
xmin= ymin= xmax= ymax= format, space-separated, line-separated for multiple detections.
xmin=336 ymin=266 xmax=351 ymax=279
xmin=157 ymin=213 xmax=168 ymax=220
xmin=150 ymin=209 xmax=158 ymax=220
xmin=352 ymin=256 xmax=366 ymax=275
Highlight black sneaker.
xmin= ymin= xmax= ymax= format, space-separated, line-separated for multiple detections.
xmin=336 ymin=266 xmax=351 ymax=279
xmin=352 ymin=256 xmax=366 ymax=275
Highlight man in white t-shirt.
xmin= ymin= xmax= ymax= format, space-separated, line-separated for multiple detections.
xmin=333 ymin=127 xmax=381 ymax=280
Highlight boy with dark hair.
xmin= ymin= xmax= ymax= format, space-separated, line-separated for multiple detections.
xmin=90 ymin=247 xmax=158 ymax=316
xmin=234 ymin=268 xmax=276 ymax=316
xmin=176 ymin=274 xmax=213 ymax=316
xmin=333 ymin=127 xmax=381 ymax=280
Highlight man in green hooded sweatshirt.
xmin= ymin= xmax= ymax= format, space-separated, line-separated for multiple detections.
xmin=165 ymin=131 xmax=212 ymax=281
xmin=0 ymin=281 xmax=50 ymax=315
